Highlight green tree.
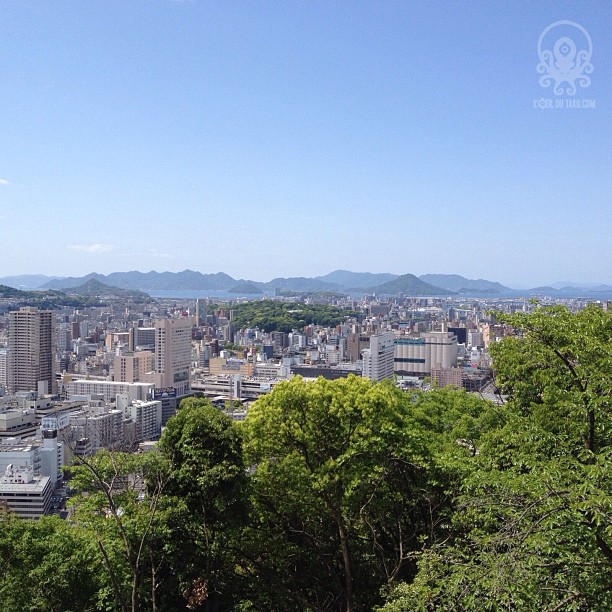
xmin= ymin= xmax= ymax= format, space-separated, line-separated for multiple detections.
xmin=158 ymin=397 xmax=248 ymax=611
xmin=241 ymin=376 xmax=469 ymax=611
xmin=68 ymin=449 xmax=171 ymax=612
xmin=0 ymin=514 xmax=103 ymax=612
xmin=381 ymin=304 xmax=612 ymax=611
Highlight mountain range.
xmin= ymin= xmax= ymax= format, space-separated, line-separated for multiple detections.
xmin=0 ymin=270 xmax=611 ymax=298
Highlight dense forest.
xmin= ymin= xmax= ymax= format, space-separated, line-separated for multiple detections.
xmin=1 ymin=305 xmax=611 ymax=611
xmin=230 ymin=301 xmax=360 ymax=333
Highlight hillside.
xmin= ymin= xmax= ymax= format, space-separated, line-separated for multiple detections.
xmin=420 ymin=273 xmax=512 ymax=294
xmin=370 ymin=273 xmax=456 ymax=296
xmin=63 ymin=279 xmax=150 ymax=298
xmin=315 ymin=270 xmax=399 ymax=288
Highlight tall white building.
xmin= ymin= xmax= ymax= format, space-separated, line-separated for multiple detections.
xmin=361 ymin=332 xmax=395 ymax=382
xmin=117 ymin=395 xmax=162 ymax=443
xmin=8 ymin=307 xmax=56 ymax=395
xmin=151 ymin=318 xmax=192 ymax=397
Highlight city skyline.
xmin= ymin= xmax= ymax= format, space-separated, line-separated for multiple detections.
xmin=1 ymin=2 xmax=610 ymax=286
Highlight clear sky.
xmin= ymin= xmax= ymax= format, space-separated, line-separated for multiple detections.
xmin=0 ymin=1 xmax=610 ymax=287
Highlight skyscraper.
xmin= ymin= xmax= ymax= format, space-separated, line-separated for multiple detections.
xmin=152 ymin=317 xmax=192 ymax=397
xmin=8 ymin=307 xmax=56 ymax=395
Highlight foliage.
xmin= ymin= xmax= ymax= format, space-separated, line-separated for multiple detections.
xmin=230 ymin=300 xmax=358 ymax=333
xmin=381 ymin=304 xmax=612 ymax=611
xmin=0 ymin=283 xmax=112 ymax=309
xmin=68 ymin=449 xmax=172 ymax=612
xmin=240 ymin=376 xmax=493 ymax=611
xmin=0 ymin=514 xmax=103 ymax=612
xmin=158 ymin=397 xmax=248 ymax=611
xmin=8 ymin=305 xmax=609 ymax=611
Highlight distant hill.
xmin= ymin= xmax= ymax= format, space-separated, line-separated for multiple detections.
xmin=63 ymin=279 xmax=150 ymax=298
xmin=315 ymin=270 xmax=399 ymax=288
xmin=370 ymin=274 xmax=455 ymax=296
xmin=42 ymin=272 xmax=107 ymax=290
xmin=0 ymin=284 xmax=103 ymax=309
xmin=0 ymin=284 xmax=31 ymax=298
xmin=260 ymin=277 xmax=340 ymax=293
xmin=25 ymin=269 xmax=612 ymax=297
xmin=0 ymin=274 xmax=63 ymax=289
xmin=420 ymin=274 xmax=512 ymax=294
xmin=42 ymin=270 xmax=237 ymax=291
xmin=229 ymin=282 xmax=263 ymax=295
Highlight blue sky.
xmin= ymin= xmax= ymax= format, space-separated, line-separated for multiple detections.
xmin=0 ymin=1 xmax=610 ymax=286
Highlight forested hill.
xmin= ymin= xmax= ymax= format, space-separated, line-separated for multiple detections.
xmin=230 ymin=300 xmax=359 ymax=333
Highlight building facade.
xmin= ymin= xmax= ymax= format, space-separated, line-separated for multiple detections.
xmin=8 ymin=307 xmax=56 ymax=395
xmin=361 ymin=332 xmax=395 ymax=382
xmin=394 ymin=331 xmax=458 ymax=377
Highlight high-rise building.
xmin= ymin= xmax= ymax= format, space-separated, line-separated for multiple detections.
xmin=361 ymin=332 xmax=395 ymax=382
xmin=8 ymin=307 xmax=56 ymax=395
xmin=152 ymin=317 xmax=192 ymax=397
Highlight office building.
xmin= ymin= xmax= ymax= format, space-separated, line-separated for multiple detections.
xmin=0 ymin=348 xmax=8 ymax=390
xmin=0 ymin=464 xmax=52 ymax=519
xmin=361 ymin=332 xmax=395 ymax=382
xmin=114 ymin=351 xmax=154 ymax=383
xmin=151 ymin=318 xmax=192 ymax=397
xmin=66 ymin=379 xmax=154 ymax=404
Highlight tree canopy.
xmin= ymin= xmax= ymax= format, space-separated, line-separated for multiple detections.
xmin=230 ymin=300 xmax=358 ymax=333
xmin=382 ymin=304 xmax=612 ymax=611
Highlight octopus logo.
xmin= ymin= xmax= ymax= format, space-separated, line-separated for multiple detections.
xmin=537 ymin=21 xmax=593 ymax=95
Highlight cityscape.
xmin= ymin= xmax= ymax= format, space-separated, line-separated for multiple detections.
xmin=1 ymin=1 xmax=611 ymax=610
xmin=0 ymin=273 xmax=608 ymax=517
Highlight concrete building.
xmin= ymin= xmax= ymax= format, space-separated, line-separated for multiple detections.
xmin=133 ymin=327 xmax=156 ymax=350
xmin=114 ymin=351 xmax=154 ymax=383
xmin=118 ymin=397 xmax=162 ymax=443
xmin=361 ymin=332 xmax=395 ymax=382
xmin=0 ymin=441 xmax=41 ymax=475
xmin=8 ymin=307 xmax=56 ymax=394
xmin=347 ymin=332 xmax=371 ymax=362
xmin=66 ymin=380 xmax=154 ymax=404
xmin=209 ymin=357 xmax=254 ymax=377
xmin=191 ymin=376 xmax=280 ymax=400
xmin=0 ymin=407 xmax=38 ymax=440
xmin=394 ymin=331 xmax=458 ymax=377
xmin=0 ymin=347 xmax=8 ymax=390
xmin=151 ymin=318 xmax=192 ymax=397
xmin=0 ymin=434 xmax=63 ymax=486
xmin=0 ymin=464 xmax=52 ymax=519
xmin=467 ymin=330 xmax=484 ymax=348
xmin=67 ymin=404 xmax=126 ymax=453
xmin=431 ymin=366 xmax=463 ymax=388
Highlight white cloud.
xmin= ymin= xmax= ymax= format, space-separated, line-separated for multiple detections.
xmin=0 ymin=179 xmax=9 ymax=186
xmin=68 ymin=243 xmax=116 ymax=253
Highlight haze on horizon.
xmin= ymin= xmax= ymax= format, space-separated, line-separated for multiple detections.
xmin=0 ymin=2 xmax=610 ymax=288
